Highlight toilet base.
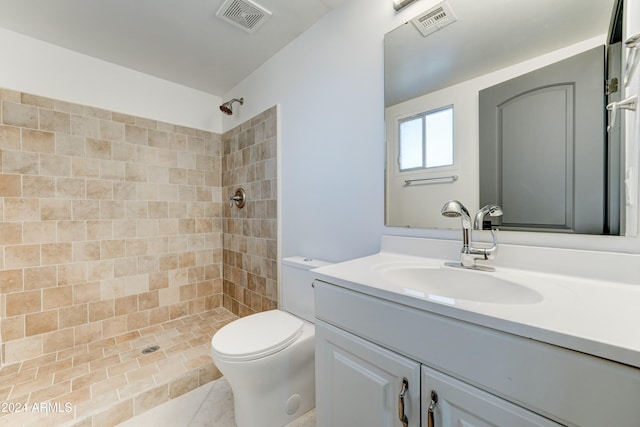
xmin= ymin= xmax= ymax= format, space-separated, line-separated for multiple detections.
xmin=213 ymin=322 xmax=316 ymax=427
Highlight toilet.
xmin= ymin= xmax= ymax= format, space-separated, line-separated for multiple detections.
xmin=210 ymin=256 xmax=330 ymax=427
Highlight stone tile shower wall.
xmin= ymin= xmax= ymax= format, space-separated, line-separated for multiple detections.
xmin=222 ymin=106 xmax=278 ymax=317
xmin=0 ymin=88 xmax=223 ymax=366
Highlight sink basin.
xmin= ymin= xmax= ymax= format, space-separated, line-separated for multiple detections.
xmin=377 ymin=265 xmax=543 ymax=304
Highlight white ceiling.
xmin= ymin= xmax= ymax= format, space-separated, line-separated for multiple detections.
xmin=0 ymin=0 xmax=345 ymax=96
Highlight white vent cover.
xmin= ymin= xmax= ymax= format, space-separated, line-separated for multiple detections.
xmin=216 ymin=0 xmax=271 ymax=34
xmin=411 ymin=1 xmax=457 ymax=37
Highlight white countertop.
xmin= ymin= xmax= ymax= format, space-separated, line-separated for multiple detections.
xmin=312 ymin=246 xmax=640 ymax=369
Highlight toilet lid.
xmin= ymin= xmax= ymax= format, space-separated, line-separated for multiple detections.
xmin=211 ymin=310 xmax=304 ymax=361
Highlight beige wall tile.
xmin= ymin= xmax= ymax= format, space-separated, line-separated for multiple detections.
xmin=43 ymin=328 xmax=74 ymax=354
xmin=3 ymin=335 xmax=43 ymax=364
xmin=100 ymin=120 xmax=125 ymax=141
xmin=58 ymin=221 xmax=87 ymax=242
xmin=112 ymin=141 xmax=136 ymax=162
xmin=56 ymin=134 xmax=85 ymax=157
xmin=87 ymin=179 xmax=113 ymax=199
xmin=59 ymin=304 xmax=88 ymax=328
xmin=74 ymin=200 xmax=101 ymax=220
xmin=26 ymin=309 xmax=59 ymax=336
xmin=86 ymin=138 xmax=112 ymax=160
xmin=0 ymin=124 xmax=21 ymax=149
xmin=125 ymin=162 xmax=147 ymax=182
xmin=24 ymin=265 xmax=57 ymax=290
xmin=22 ymin=129 xmax=55 ymax=153
xmin=1 ymin=315 xmax=25 ymax=341
xmin=21 ymin=93 xmax=54 ymax=109
xmin=126 ymin=311 xmax=149 ymax=330
xmin=125 ymin=125 xmax=147 ymax=145
xmin=101 ymin=200 xmax=125 ymax=219
xmin=41 ymin=242 xmax=73 ymax=265
xmin=2 ymin=101 xmax=38 ymax=128
xmin=23 ymin=221 xmax=56 ymax=244
xmin=40 ymin=153 xmax=72 ymax=177
xmin=100 ymin=239 xmax=126 ymax=259
xmin=22 ymin=175 xmax=56 ymax=198
xmin=138 ymin=291 xmax=159 ymax=311
xmin=73 ymin=241 xmax=101 ymax=262
xmin=41 ymin=199 xmax=72 ymax=220
xmin=73 ymin=282 xmax=100 ymax=304
xmin=57 ymin=177 xmax=86 ymax=198
xmin=149 ymin=271 xmax=169 ymax=291
xmin=102 ymin=316 xmax=127 ymax=338
xmin=0 ymin=222 xmax=22 ymax=245
xmin=89 ymin=300 xmax=115 ymax=322
xmin=5 ymin=244 xmax=41 ymax=268
xmin=0 ymin=173 xmax=22 ymax=196
xmin=87 ymin=220 xmax=113 ymax=240
xmin=59 ymin=263 xmax=87 ymax=286
xmin=74 ymin=322 xmax=103 ymax=346
xmin=87 ymin=259 xmax=114 ymax=281
xmin=114 ymin=295 xmax=137 ymax=316
xmin=70 ymin=114 xmax=100 ymax=138
xmin=149 ymin=306 xmax=169 ymax=325
xmin=100 ymin=159 xmax=126 ymax=181
xmin=72 ymin=157 xmax=101 ymax=178
xmin=0 ymin=269 xmax=23 ymax=293
xmin=4 ymin=197 xmax=39 ymax=220
xmin=100 ymin=277 xmax=126 ymax=299
xmin=39 ymin=109 xmax=70 ymax=133
xmin=43 ymin=285 xmax=73 ymax=310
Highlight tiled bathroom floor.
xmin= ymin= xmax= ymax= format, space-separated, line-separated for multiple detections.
xmin=117 ymin=378 xmax=316 ymax=427
xmin=0 ymin=308 xmax=237 ymax=427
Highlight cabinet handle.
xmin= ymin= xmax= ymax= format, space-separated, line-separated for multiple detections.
xmin=398 ymin=377 xmax=409 ymax=427
xmin=427 ymin=390 xmax=438 ymax=427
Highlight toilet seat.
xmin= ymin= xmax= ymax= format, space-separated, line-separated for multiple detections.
xmin=211 ymin=310 xmax=304 ymax=362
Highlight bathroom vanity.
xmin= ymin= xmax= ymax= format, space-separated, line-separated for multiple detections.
xmin=312 ymin=236 xmax=640 ymax=427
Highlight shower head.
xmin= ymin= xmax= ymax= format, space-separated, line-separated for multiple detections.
xmin=219 ymin=97 xmax=244 ymax=115
xmin=441 ymin=200 xmax=470 ymax=218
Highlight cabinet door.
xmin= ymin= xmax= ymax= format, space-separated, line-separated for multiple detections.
xmin=316 ymin=320 xmax=421 ymax=427
xmin=422 ymin=366 xmax=562 ymax=427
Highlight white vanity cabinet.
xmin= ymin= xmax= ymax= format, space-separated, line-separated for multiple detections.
xmin=314 ymin=279 xmax=640 ymax=427
xmin=316 ymin=320 xmax=421 ymax=427
xmin=315 ymin=319 xmax=560 ymax=427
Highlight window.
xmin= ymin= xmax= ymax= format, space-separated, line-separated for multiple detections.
xmin=398 ymin=106 xmax=453 ymax=171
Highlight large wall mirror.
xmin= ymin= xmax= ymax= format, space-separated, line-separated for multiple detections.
xmin=384 ymin=0 xmax=634 ymax=236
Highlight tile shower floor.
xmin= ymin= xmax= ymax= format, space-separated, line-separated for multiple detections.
xmin=0 ymin=308 xmax=237 ymax=427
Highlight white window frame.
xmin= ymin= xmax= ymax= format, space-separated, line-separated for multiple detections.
xmin=397 ymin=105 xmax=454 ymax=173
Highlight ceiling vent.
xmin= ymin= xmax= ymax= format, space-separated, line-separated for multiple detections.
xmin=411 ymin=1 xmax=457 ymax=37
xmin=216 ymin=0 xmax=271 ymax=34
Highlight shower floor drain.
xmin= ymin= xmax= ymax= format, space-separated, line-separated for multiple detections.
xmin=141 ymin=345 xmax=160 ymax=354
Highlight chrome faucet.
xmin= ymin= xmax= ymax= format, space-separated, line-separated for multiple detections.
xmin=474 ymin=204 xmax=503 ymax=230
xmin=441 ymin=200 xmax=503 ymax=271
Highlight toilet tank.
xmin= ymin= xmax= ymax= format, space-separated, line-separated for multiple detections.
xmin=281 ymin=256 xmax=331 ymax=323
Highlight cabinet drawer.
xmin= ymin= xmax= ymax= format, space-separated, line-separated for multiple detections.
xmin=315 ymin=280 xmax=640 ymax=427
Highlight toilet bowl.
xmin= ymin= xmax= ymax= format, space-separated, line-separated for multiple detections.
xmin=210 ymin=256 xmax=330 ymax=427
